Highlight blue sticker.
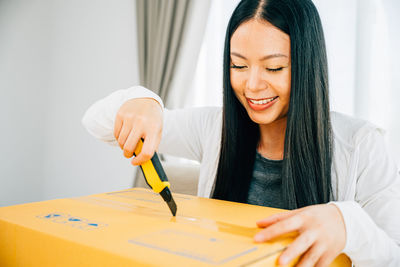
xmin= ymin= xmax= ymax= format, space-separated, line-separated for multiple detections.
xmin=37 ymin=212 xmax=107 ymax=231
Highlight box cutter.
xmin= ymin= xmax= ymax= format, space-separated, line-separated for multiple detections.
xmin=134 ymin=139 xmax=177 ymax=216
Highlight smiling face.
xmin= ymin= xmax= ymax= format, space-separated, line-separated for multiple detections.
xmin=230 ymin=19 xmax=291 ymax=126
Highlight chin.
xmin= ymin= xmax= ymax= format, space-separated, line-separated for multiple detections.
xmin=247 ymin=112 xmax=276 ymax=125
xmin=247 ymin=106 xmax=288 ymax=125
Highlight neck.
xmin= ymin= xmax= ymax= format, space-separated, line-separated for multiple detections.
xmin=258 ymin=117 xmax=287 ymax=160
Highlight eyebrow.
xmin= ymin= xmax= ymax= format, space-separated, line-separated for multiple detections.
xmin=230 ymin=52 xmax=288 ymax=61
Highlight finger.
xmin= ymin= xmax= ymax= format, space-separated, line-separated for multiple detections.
xmin=315 ymin=253 xmax=337 ymax=267
xmin=296 ymin=244 xmax=325 ymax=267
xmin=123 ymin=130 xmax=142 ymax=158
xmin=153 ymin=129 xmax=162 ymax=151
xmin=131 ymin=134 xmax=157 ymax=165
xmin=117 ymin=121 xmax=132 ymax=149
xmin=256 ymin=210 xmax=297 ymax=228
xmin=278 ymin=230 xmax=317 ymax=265
xmin=114 ymin=115 xmax=123 ymax=140
xmin=254 ymin=215 xmax=303 ymax=242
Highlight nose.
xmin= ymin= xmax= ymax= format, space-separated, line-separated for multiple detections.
xmin=247 ymin=67 xmax=267 ymax=92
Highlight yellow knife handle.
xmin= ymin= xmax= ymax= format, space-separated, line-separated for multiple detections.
xmin=134 ymin=139 xmax=170 ymax=193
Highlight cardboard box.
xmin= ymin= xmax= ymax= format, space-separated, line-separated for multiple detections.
xmin=0 ymin=188 xmax=351 ymax=266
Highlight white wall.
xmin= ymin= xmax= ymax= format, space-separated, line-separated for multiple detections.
xmin=0 ymin=0 xmax=140 ymax=206
xmin=0 ymin=0 xmax=48 ymax=206
xmin=312 ymin=0 xmax=358 ymax=116
xmin=382 ymin=0 xmax=400 ymax=162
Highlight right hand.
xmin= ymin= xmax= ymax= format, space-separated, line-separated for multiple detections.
xmin=113 ymin=98 xmax=163 ymax=166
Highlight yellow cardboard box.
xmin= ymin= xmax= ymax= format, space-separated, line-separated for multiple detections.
xmin=0 ymin=188 xmax=350 ymax=266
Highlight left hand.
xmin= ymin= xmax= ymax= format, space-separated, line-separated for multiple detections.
xmin=254 ymin=204 xmax=346 ymax=267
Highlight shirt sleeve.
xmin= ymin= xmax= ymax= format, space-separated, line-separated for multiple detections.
xmin=81 ymin=85 xmax=164 ymax=146
xmin=158 ymin=107 xmax=217 ymax=162
xmin=81 ymin=85 xmax=218 ymax=162
xmin=331 ymin=128 xmax=400 ymax=267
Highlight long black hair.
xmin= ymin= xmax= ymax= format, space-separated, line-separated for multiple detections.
xmin=212 ymin=0 xmax=332 ymax=210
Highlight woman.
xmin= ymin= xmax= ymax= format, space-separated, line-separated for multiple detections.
xmin=82 ymin=0 xmax=400 ymax=266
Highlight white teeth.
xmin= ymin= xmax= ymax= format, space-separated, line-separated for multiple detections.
xmin=249 ymin=97 xmax=277 ymax=105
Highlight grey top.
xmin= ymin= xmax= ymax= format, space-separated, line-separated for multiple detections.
xmin=246 ymin=151 xmax=286 ymax=209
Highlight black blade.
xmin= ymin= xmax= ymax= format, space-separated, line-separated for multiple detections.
xmin=160 ymin=187 xmax=177 ymax=216
xmin=166 ymin=197 xmax=177 ymax=217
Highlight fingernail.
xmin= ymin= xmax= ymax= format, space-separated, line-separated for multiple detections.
xmin=280 ymin=255 xmax=289 ymax=265
xmin=254 ymin=234 xmax=264 ymax=242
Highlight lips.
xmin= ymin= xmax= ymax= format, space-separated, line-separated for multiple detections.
xmin=248 ymin=96 xmax=278 ymax=105
xmin=246 ymin=96 xmax=279 ymax=111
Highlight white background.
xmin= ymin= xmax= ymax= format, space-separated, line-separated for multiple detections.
xmin=0 ymin=0 xmax=140 ymax=206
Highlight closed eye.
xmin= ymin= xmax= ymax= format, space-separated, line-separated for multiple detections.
xmin=230 ymin=64 xmax=247 ymax=69
xmin=267 ymin=67 xmax=284 ymax=72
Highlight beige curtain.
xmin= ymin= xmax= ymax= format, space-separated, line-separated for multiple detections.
xmin=136 ymin=0 xmax=191 ymax=104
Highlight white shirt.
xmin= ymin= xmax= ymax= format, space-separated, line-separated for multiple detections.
xmin=82 ymin=86 xmax=400 ymax=266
